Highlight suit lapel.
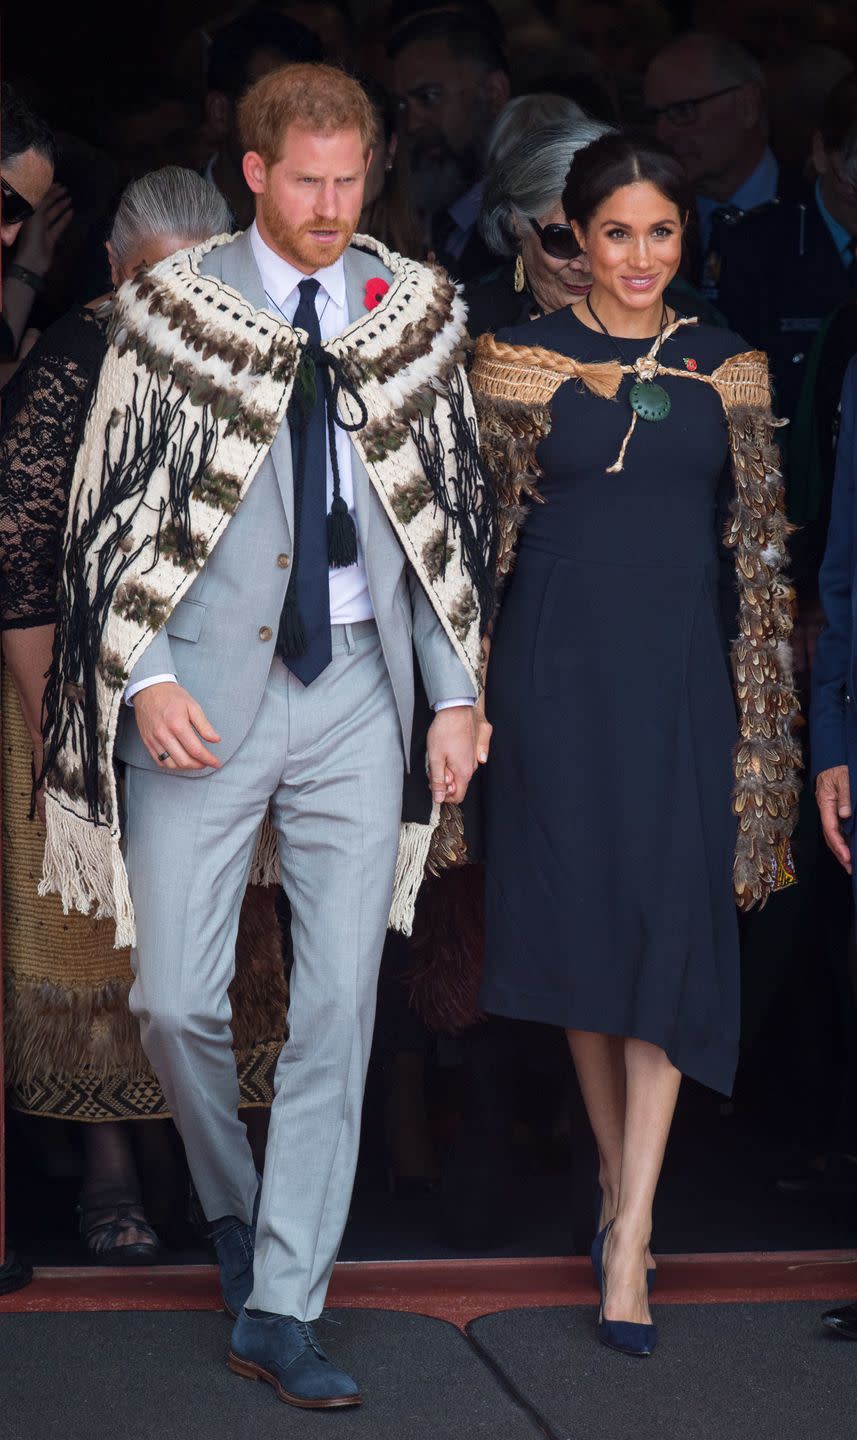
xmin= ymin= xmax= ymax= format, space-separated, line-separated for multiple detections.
xmin=212 ymin=231 xmax=295 ymax=536
xmin=344 ymin=247 xmax=373 ymax=553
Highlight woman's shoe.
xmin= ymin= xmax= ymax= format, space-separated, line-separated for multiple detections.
xmin=78 ymin=1196 xmax=161 ymax=1266
xmin=595 ymin=1220 xmax=657 ymax=1357
xmin=591 ymin=1210 xmax=656 ymax=1294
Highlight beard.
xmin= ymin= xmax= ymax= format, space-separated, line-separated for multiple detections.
xmin=407 ymin=135 xmax=483 ymax=214
xmin=260 ymin=191 xmax=355 ymax=270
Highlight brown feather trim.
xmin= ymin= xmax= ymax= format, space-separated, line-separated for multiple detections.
xmin=4 ymin=885 xmax=287 ymax=1091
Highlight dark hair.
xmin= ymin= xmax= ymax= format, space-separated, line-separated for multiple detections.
xmin=389 ymin=0 xmax=505 ymax=47
xmin=0 ymin=83 xmax=57 ymax=167
xmin=387 ymin=11 xmax=508 ymax=74
xmin=562 ymin=128 xmax=692 ymax=232
xmin=208 ymin=7 xmax=324 ymax=100
xmin=820 ymin=71 xmax=857 ymax=154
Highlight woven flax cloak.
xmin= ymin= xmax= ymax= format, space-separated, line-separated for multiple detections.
xmin=39 ymin=234 xmax=495 ymax=947
xmin=470 ymin=323 xmax=801 ymax=910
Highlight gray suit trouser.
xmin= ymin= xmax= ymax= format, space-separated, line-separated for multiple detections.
xmin=125 ymin=622 xmax=403 ymax=1319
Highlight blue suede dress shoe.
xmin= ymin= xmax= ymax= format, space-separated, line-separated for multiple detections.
xmin=208 ymin=1175 xmax=261 ymax=1319
xmin=228 ymin=1309 xmax=362 ymax=1409
xmin=594 ymin=1221 xmax=658 ymax=1358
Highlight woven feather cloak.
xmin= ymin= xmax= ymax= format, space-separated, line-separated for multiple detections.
xmin=470 ymin=323 xmax=801 ymax=910
xmin=39 ymin=234 xmax=495 ymax=947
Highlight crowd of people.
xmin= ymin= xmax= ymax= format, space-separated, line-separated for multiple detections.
xmin=2 ymin=0 xmax=857 ymax=1407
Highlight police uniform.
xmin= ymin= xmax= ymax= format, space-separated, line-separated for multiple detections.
xmin=704 ymin=185 xmax=857 ymax=420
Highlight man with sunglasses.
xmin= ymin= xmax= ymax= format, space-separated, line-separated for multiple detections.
xmin=1 ymin=85 xmax=70 ymax=363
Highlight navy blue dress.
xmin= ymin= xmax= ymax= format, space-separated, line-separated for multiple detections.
xmin=481 ymin=308 xmax=743 ymax=1096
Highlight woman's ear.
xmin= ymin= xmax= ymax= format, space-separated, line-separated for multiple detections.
xmin=571 ymin=219 xmax=586 ymax=253
xmin=105 ymin=240 xmax=121 ymax=289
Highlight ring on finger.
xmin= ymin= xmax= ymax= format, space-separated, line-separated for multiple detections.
xmin=157 ymin=750 xmax=170 ymax=763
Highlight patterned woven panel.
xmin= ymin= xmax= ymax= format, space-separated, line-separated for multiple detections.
xmin=8 ymin=1042 xmax=280 ymax=1122
xmin=2 ymin=668 xmax=287 ymax=1118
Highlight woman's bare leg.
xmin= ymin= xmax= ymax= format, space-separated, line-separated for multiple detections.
xmin=602 ymin=1038 xmax=681 ymax=1324
xmin=565 ymin=1029 xmax=626 ymax=1227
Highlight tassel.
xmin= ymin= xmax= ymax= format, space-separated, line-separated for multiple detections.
xmin=277 ymin=587 xmax=307 ymax=657
xmin=327 ymin=494 xmax=359 ymax=568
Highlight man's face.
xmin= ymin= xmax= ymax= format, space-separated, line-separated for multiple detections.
xmin=244 ymin=124 xmax=369 ymax=273
xmin=644 ymin=51 xmax=752 ymax=192
xmin=1 ymin=145 xmax=53 ymax=246
xmin=393 ymin=39 xmax=497 ymax=212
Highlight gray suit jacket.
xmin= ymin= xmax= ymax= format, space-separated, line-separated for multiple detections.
xmin=116 ymin=232 xmax=475 ymax=774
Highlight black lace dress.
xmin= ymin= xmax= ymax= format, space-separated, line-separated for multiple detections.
xmin=0 ymin=306 xmax=108 ymax=631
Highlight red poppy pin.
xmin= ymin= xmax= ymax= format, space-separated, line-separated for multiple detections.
xmin=364 ymin=277 xmax=389 ymax=310
xmin=683 ymin=356 xmax=698 ymax=371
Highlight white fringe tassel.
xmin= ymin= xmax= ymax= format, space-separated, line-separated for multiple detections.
xmin=387 ymin=807 xmax=440 ymax=936
xmin=39 ymin=796 xmax=137 ymax=949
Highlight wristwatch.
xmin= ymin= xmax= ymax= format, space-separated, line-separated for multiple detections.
xmin=5 ymin=262 xmax=46 ymax=294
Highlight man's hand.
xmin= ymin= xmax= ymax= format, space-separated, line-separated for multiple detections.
xmin=427 ymin=705 xmax=478 ymax=805
xmin=132 ymin=682 xmax=222 ymax=771
xmin=816 ymin=764 xmax=853 ymax=873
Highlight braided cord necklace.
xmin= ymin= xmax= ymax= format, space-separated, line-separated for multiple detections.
xmin=585 ymin=293 xmax=672 ymax=422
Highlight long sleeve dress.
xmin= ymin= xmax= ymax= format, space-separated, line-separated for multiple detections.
xmin=471 ymin=307 xmax=799 ymax=1097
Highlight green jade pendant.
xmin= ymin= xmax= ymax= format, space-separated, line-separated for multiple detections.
xmin=629 ymin=379 xmax=671 ymax=422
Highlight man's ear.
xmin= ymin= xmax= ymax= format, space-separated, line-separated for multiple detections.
xmin=243 ymin=151 xmax=267 ymax=195
xmin=484 ymin=67 xmax=512 ymax=117
xmin=736 ymin=80 xmax=763 ymax=132
xmin=364 ymin=147 xmax=374 ymax=175
xmin=811 ymin=130 xmax=828 ymax=177
xmin=205 ymin=90 xmax=234 ymax=143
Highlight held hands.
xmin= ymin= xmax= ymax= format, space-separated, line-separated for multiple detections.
xmin=133 ymin=682 xmax=221 ymax=771
xmin=426 ymin=703 xmax=493 ymax=806
xmin=816 ymin=764 xmax=852 ymax=874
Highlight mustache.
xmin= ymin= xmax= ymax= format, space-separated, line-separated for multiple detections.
xmin=299 ymin=218 xmax=352 ymax=235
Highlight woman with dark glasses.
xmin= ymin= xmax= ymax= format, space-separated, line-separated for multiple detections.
xmin=0 ymin=85 xmax=71 ymax=367
xmin=466 ymin=116 xmax=608 ymax=337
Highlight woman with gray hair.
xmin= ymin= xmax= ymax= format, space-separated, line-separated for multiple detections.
xmin=0 ymin=167 xmax=284 ymax=1265
xmin=466 ymin=116 xmax=610 ymax=336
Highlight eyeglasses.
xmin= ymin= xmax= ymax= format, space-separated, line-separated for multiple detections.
xmin=645 ymin=84 xmax=743 ymax=128
xmin=528 ymin=216 xmax=581 ymax=260
xmin=1 ymin=175 xmax=36 ymax=227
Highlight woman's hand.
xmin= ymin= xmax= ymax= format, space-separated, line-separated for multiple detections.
xmin=475 ymin=694 xmax=493 ymax=766
xmin=816 ymin=764 xmax=852 ymax=873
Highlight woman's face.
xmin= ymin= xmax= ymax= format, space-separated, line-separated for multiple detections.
xmin=519 ymin=199 xmax=594 ymax=315
xmin=572 ymin=181 xmax=683 ymax=316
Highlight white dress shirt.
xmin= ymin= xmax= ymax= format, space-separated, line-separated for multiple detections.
xmin=126 ymin=225 xmax=471 ymax=709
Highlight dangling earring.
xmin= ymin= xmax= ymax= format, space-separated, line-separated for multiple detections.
xmin=514 ymin=252 xmax=526 ymax=293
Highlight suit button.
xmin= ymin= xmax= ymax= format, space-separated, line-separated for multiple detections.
xmin=259 ymin=625 xmax=273 ymax=642
xmin=277 ymin=553 xmax=290 ymax=569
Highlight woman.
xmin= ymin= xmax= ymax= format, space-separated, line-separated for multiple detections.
xmin=0 ymin=167 xmax=286 ymax=1262
xmin=468 ymin=115 xmax=726 ymax=340
xmin=471 ymin=131 xmax=800 ymax=1353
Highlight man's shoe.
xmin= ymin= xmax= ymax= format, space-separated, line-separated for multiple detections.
xmin=822 ymin=1301 xmax=857 ymax=1339
xmin=208 ymin=1176 xmax=261 ymax=1319
xmin=228 ymin=1309 xmax=362 ymax=1409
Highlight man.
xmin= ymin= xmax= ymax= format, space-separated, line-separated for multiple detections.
xmin=204 ymin=8 xmax=322 ymax=227
xmin=390 ymin=9 xmax=510 ymax=280
xmin=644 ymin=31 xmax=777 ymax=263
xmin=810 ymin=356 xmax=857 ymax=1342
xmin=39 ymin=64 xmax=491 ymax=1407
xmin=0 ymin=84 xmax=70 ymax=361
xmin=704 ymin=71 xmax=857 ymax=424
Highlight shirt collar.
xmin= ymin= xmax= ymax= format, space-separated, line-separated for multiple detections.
xmin=728 ymin=147 xmax=779 ymax=214
xmin=249 ymin=221 xmax=347 ymax=311
xmin=447 ymin=180 xmax=484 ymax=235
xmin=815 ymin=176 xmax=853 ymax=261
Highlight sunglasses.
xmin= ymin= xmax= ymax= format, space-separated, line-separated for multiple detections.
xmin=528 ymin=216 xmax=581 ymax=261
xmin=1 ymin=175 xmax=36 ymax=227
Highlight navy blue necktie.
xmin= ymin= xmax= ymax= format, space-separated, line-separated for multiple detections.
xmin=277 ymin=277 xmax=332 ymax=685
